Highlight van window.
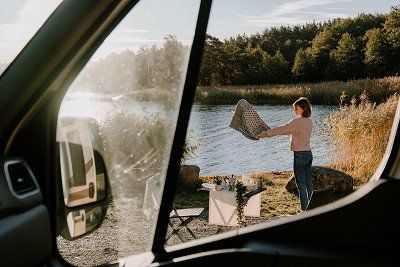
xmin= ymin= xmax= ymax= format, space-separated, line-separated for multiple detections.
xmin=56 ymin=0 xmax=201 ymax=266
xmin=167 ymin=2 xmax=400 ymax=247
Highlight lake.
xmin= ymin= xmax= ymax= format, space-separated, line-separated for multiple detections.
xmin=186 ymin=104 xmax=337 ymax=176
xmin=59 ymin=92 xmax=337 ymax=176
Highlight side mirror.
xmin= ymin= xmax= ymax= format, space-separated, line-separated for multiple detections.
xmin=65 ymin=205 xmax=107 ymax=238
xmin=57 ymin=118 xmax=109 ymax=239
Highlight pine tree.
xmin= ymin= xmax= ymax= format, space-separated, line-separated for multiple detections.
xmin=364 ymin=28 xmax=389 ymax=77
xmin=329 ymin=33 xmax=364 ymax=80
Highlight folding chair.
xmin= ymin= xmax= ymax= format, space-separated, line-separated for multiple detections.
xmin=167 ymin=204 xmax=204 ymax=242
xmin=143 ymin=173 xmax=204 ymax=242
xmin=306 ymin=185 xmax=335 ymax=211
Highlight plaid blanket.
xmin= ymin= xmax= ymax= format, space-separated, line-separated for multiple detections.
xmin=229 ymin=99 xmax=270 ymax=140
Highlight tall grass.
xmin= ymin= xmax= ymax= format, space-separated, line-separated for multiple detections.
xmin=327 ymin=93 xmax=399 ymax=186
xmin=195 ymin=76 xmax=400 ymax=105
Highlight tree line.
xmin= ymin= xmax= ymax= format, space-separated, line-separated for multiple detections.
xmin=73 ymin=36 xmax=190 ymax=94
xmin=199 ymin=6 xmax=400 ymax=85
xmin=74 ymin=7 xmax=400 ymax=94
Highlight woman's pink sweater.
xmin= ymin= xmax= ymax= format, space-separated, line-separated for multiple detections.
xmin=260 ymin=116 xmax=312 ymax=151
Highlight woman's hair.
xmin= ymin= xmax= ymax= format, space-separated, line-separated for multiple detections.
xmin=293 ymin=97 xmax=312 ymax=117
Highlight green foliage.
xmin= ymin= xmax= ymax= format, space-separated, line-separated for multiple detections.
xmin=330 ymin=13 xmax=386 ymax=38
xmin=268 ymin=50 xmax=291 ymax=83
xmin=241 ymin=45 xmax=267 ymax=85
xmin=364 ymin=28 xmax=390 ymax=76
xmin=329 ymin=33 xmax=364 ymax=80
xmin=235 ymin=181 xmax=247 ymax=227
xmin=384 ymin=7 xmax=400 ymax=51
xmin=153 ymin=36 xmax=188 ymax=93
xmin=292 ymin=48 xmax=314 ymax=80
xmin=73 ymin=36 xmax=189 ymax=98
xmin=213 ymin=176 xmax=223 ymax=185
xmin=181 ymin=130 xmax=201 ymax=164
xmin=73 ymin=7 xmax=400 ymax=90
xmin=199 ymin=35 xmax=225 ymax=85
xmin=198 ymin=7 xmax=400 ymax=85
xmin=384 ymin=7 xmax=400 ymax=74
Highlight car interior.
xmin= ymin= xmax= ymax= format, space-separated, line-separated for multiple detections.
xmin=0 ymin=0 xmax=399 ymax=266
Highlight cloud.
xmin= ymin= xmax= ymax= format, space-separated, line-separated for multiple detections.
xmin=240 ymin=0 xmax=354 ymax=27
xmin=212 ymin=20 xmax=228 ymax=24
xmin=269 ymin=0 xmax=351 ymax=16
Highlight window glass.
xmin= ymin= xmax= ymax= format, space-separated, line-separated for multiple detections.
xmin=56 ymin=0 xmax=200 ymax=266
xmin=0 ymin=0 xmax=62 ymax=75
xmin=168 ymin=1 xmax=399 ymax=246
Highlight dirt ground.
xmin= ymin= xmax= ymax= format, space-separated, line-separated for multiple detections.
xmin=58 ymin=171 xmax=301 ymax=266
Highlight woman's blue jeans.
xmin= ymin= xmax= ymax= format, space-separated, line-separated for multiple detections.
xmin=294 ymin=150 xmax=313 ymax=211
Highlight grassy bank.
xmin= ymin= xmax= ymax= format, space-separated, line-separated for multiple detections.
xmin=195 ymin=76 xmax=400 ymax=105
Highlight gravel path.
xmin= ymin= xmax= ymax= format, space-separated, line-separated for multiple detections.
xmin=57 ymin=201 xmax=153 ymax=266
xmin=57 ymin=202 xmax=277 ymax=266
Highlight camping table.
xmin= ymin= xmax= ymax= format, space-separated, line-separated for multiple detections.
xmin=208 ymin=187 xmax=266 ymax=227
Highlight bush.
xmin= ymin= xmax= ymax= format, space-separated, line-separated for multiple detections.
xmin=99 ymin=110 xmax=173 ymax=199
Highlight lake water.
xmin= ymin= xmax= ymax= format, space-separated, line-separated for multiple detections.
xmin=186 ymin=104 xmax=337 ymax=176
xmin=59 ymin=92 xmax=337 ymax=176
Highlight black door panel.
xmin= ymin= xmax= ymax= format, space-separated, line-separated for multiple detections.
xmin=0 ymin=205 xmax=52 ymax=266
xmin=0 ymin=158 xmax=51 ymax=266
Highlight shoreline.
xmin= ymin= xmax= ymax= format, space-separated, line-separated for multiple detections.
xmin=194 ymin=76 xmax=400 ymax=106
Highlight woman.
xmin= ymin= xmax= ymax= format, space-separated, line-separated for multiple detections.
xmin=256 ymin=97 xmax=313 ymax=211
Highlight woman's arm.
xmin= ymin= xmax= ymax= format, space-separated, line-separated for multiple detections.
xmin=258 ymin=119 xmax=296 ymax=138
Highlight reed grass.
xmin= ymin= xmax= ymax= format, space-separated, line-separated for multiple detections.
xmin=195 ymin=76 xmax=400 ymax=105
xmin=327 ymin=93 xmax=399 ymax=186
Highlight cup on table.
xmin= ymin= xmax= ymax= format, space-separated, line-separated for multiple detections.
xmin=247 ymin=184 xmax=255 ymax=191
xmin=228 ymin=176 xmax=236 ymax=191
xmin=253 ymin=179 xmax=262 ymax=189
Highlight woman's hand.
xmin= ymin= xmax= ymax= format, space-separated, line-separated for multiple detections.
xmin=260 ymin=124 xmax=270 ymax=131
xmin=256 ymin=130 xmax=271 ymax=139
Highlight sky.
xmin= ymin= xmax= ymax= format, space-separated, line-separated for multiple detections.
xmin=0 ymin=0 xmax=398 ymax=64
xmin=207 ymin=0 xmax=399 ymax=39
